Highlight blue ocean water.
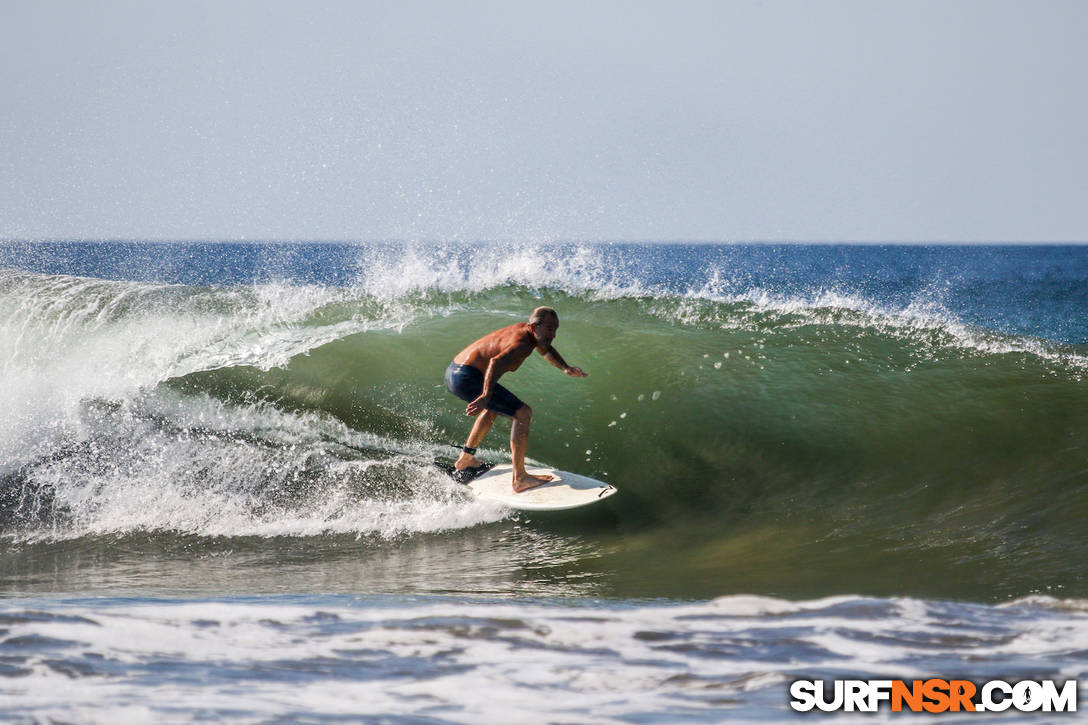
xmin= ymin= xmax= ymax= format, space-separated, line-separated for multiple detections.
xmin=5 ymin=242 xmax=1088 ymax=343
xmin=1 ymin=241 xmax=1086 ymax=722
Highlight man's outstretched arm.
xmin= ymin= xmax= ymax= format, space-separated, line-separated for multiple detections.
xmin=540 ymin=344 xmax=588 ymax=377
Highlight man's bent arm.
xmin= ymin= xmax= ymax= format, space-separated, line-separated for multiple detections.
xmin=479 ymin=357 xmax=504 ymax=401
xmin=466 ymin=355 xmax=509 ymax=415
xmin=479 ymin=345 xmax=526 ymax=400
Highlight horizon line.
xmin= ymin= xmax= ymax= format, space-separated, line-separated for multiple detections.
xmin=3 ymin=238 xmax=1088 ymax=246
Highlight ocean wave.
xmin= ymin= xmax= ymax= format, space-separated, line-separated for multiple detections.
xmin=2 ymin=253 xmax=1087 ymax=592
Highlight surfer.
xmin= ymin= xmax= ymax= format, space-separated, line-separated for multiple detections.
xmin=445 ymin=306 xmax=588 ymax=492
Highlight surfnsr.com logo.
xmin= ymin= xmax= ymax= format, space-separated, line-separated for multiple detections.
xmin=789 ymin=679 xmax=1078 ymax=713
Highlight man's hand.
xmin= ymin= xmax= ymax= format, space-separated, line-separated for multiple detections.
xmin=466 ymin=394 xmax=490 ymax=416
xmin=564 ymin=367 xmax=588 ymax=378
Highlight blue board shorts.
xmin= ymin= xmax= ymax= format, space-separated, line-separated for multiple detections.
xmin=445 ymin=362 xmax=525 ymax=418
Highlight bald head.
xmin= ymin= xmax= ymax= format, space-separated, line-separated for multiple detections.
xmin=529 ymin=307 xmax=558 ymax=326
xmin=528 ymin=306 xmax=559 ymax=346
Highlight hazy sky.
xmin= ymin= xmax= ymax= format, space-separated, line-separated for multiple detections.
xmin=2 ymin=0 xmax=1086 ymax=242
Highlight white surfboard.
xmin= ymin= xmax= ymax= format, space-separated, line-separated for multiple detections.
xmin=464 ymin=463 xmax=617 ymax=512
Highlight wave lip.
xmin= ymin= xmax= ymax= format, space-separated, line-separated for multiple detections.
xmin=340 ymin=243 xmax=1088 ymax=371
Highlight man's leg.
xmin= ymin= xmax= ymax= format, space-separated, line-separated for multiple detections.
xmin=455 ymin=410 xmax=497 ymax=471
xmin=510 ymin=404 xmax=553 ymax=493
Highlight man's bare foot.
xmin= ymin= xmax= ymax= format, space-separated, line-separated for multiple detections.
xmin=512 ymin=472 xmax=554 ymax=493
xmin=455 ymin=453 xmax=484 ymax=471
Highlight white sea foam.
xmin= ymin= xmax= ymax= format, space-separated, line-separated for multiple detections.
xmin=2 ymin=593 xmax=1085 ymax=723
xmin=6 ymin=391 xmax=507 ymax=543
xmin=348 ymin=242 xmax=640 ymax=300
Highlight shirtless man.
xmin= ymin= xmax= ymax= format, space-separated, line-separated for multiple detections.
xmin=444 ymin=306 xmax=588 ymax=492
